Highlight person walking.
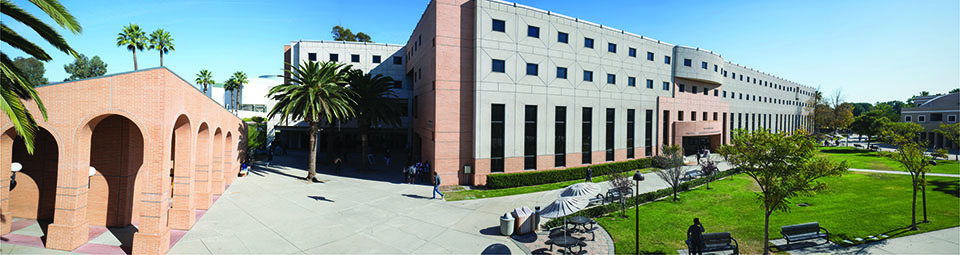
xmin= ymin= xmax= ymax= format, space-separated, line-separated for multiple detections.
xmin=409 ymin=163 xmax=418 ymax=184
xmin=266 ymin=147 xmax=275 ymax=166
xmin=367 ymin=145 xmax=376 ymax=165
xmin=334 ymin=156 xmax=343 ymax=174
xmin=686 ymin=218 xmax=705 ymax=255
xmin=586 ymin=166 xmax=593 ymax=182
xmin=432 ymin=172 xmax=444 ymax=199
xmin=385 ymin=149 xmax=391 ymax=166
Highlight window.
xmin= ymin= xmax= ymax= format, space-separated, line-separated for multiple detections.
xmin=558 ymin=32 xmax=569 ymax=43
xmin=527 ymin=26 xmax=540 ymax=38
xmin=645 ymin=110 xmax=653 ymax=156
xmin=584 ymin=37 xmax=594 ymax=48
xmin=413 ymin=96 xmax=418 ymax=119
xmin=679 ymin=84 xmax=686 ymax=92
xmin=628 ymin=48 xmax=636 ymax=57
xmin=491 ymin=104 xmax=505 ymax=172
xmin=628 ymin=77 xmax=636 ymax=87
xmin=524 ymin=105 xmax=537 ymax=170
xmin=351 ymin=54 xmax=360 ymax=63
xmin=692 ymin=111 xmax=697 ymax=121
xmin=703 ymin=112 xmax=707 ymax=121
xmin=582 ymin=107 xmax=592 ymax=164
xmin=647 ymin=52 xmax=654 ymax=61
xmin=329 ymin=53 xmax=339 ymax=62
xmin=684 ymin=59 xmax=692 ymax=67
xmin=606 ymin=73 xmax=616 ymax=84
xmin=664 ymin=56 xmax=671 ymax=64
xmin=393 ymin=56 xmax=402 ymax=65
xmin=662 ymin=110 xmax=670 ymax=146
xmin=492 ymin=19 xmax=505 ymax=32
xmin=393 ymin=80 xmax=402 ymax=89
xmin=918 ymin=115 xmax=926 ymax=122
xmin=372 ymin=55 xmax=381 ymax=63
xmin=646 ymin=79 xmax=653 ymax=89
xmin=931 ymin=113 xmax=943 ymax=121
xmin=703 ymin=88 xmax=708 ymax=96
xmin=608 ymin=43 xmax=617 ymax=53
xmin=308 ymin=53 xmax=317 ymax=61
xmin=714 ymin=89 xmax=718 ymax=97
xmin=555 ymin=106 xmax=567 ymax=167
xmin=556 ymin=67 xmax=568 ymax=79
xmin=492 ymin=59 xmax=505 ymax=73
xmin=526 ymin=63 xmax=538 ymax=76
xmin=739 ymin=74 xmax=743 ymax=81
xmin=701 ymin=61 xmax=707 ymax=69
xmin=692 ymin=86 xmax=698 ymax=94
xmin=713 ymin=112 xmax=718 ymax=121
xmin=583 ymin=70 xmax=593 ymax=82
xmin=627 ymin=109 xmax=635 ymax=159
xmin=605 ymin=108 xmax=615 ymax=161
xmin=714 ymin=64 xmax=718 ymax=72
xmin=678 ymin=111 xmax=684 ymax=121
xmin=723 ymin=91 xmax=727 ymax=97
xmin=949 ymin=115 xmax=957 ymax=123
xmin=662 ymin=81 xmax=670 ymax=91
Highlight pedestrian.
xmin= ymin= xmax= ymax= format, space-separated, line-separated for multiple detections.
xmin=586 ymin=166 xmax=593 ymax=182
xmin=432 ymin=172 xmax=444 ymax=199
xmin=695 ymin=148 xmax=702 ymax=163
xmin=402 ymin=164 xmax=409 ymax=183
xmin=282 ymin=142 xmax=289 ymax=155
xmin=367 ymin=145 xmax=375 ymax=165
xmin=423 ymin=161 xmax=431 ymax=183
xmin=409 ymin=163 xmax=418 ymax=184
xmin=686 ymin=218 xmax=705 ymax=255
xmin=266 ymin=147 xmax=275 ymax=166
xmin=334 ymin=156 xmax=342 ymax=174
xmin=385 ymin=149 xmax=391 ymax=166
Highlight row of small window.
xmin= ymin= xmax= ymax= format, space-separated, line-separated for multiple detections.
xmin=307 ymin=53 xmax=403 ymax=65
xmin=675 ymin=84 xmax=805 ymax=107
xmin=492 ymin=59 xmax=671 ymax=90
xmin=492 ymin=19 xmax=672 ymax=64
xmin=904 ymin=114 xmax=957 ymax=123
xmin=681 ymin=58 xmax=719 ymax=73
xmin=720 ymin=69 xmax=812 ymax=95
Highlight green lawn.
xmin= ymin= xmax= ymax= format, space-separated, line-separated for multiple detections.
xmin=598 ymin=172 xmax=960 ymax=254
xmin=817 ymin=146 xmax=960 ymax=175
xmin=445 ymin=167 xmax=659 ymax=201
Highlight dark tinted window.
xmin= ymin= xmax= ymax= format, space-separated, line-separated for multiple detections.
xmin=492 ymin=19 xmax=505 ymax=32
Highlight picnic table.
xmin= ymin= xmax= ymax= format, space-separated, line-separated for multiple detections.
xmin=545 ymin=235 xmax=585 ymax=254
xmin=567 ymin=216 xmax=595 ymax=232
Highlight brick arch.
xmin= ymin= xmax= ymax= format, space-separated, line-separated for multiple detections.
xmin=211 ymin=127 xmax=224 ymax=195
xmin=0 ymin=124 xmax=62 ymax=239
xmin=76 ymin=113 xmax=148 ymax=228
xmin=167 ymin=114 xmax=195 ymax=229
xmin=224 ymin=131 xmax=235 ymax=183
xmin=194 ymin=122 xmax=212 ymax=209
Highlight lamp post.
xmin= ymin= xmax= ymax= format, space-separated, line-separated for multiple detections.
xmin=632 ymin=170 xmax=645 ymax=254
xmin=88 ymin=166 xmax=97 ymax=188
xmin=10 ymin=162 xmax=23 ymax=187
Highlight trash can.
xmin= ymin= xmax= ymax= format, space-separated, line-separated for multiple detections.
xmin=500 ymin=213 xmax=515 ymax=236
xmin=534 ymin=206 xmax=541 ymax=231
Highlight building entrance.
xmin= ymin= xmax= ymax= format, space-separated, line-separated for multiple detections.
xmin=681 ymin=135 xmax=715 ymax=156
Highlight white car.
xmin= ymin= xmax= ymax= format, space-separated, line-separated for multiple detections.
xmin=682 ymin=169 xmax=701 ymax=181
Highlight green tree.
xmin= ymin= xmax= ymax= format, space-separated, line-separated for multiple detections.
xmin=195 ymin=69 xmax=214 ymax=94
xmin=117 ymin=23 xmax=146 ymax=70
xmin=881 ymin=122 xmax=931 ymax=229
xmin=935 ymin=123 xmax=960 ymax=161
xmin=63 ymin=54 xmax=107 ymax=81
xmin=719 ymin=129 xmax=848 ymax=254
xmin=654 ymin=144 xmax=685 ymax=201
xmin=12 ymin=56 xmax=47 ymax=86
xmin=348 ymin=70 xmax=402 ymax=170
xmin=849 ymin=110 xmax=889 ymax=146
xmin=228 ymin=71 xmax=247 ymax=113
xmin=331 ymin=25 xmax=374 ymax=42
xmin=267 ymin=61 xmax=356 ymax=182
xmin=950 ymin=88 xmax=959 ymax=94
xmin=851 ymin=102 xmax=873 ymax=116
xmin=1 ymin=0 xmax=82 ymax=154
xmin=148 ymin=29 xmax=174 ymax=66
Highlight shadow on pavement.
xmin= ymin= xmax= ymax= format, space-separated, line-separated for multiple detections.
xmin=307 ymin=195 xmax=335 ymax=203
xmin=401 ymin=194 xmax=434 ymax=199
xmin=510 ymin=231 xmax=539 ymax=243
xmin=479 ymin=226 xmax=502 ymax=236
xmin=481 ymin=243 xmax=511 ymax=255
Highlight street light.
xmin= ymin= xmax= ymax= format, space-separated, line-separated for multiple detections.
xmin=88 ymin=166 xmax=97 ymax=188
xmin=10 ymin=162 xmax=23 ymax=187
xmin=632 ymin=170 xmax=645 ymax=254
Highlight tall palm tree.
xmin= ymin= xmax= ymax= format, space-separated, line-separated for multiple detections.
xmin=195 ymin=69 xmax=214 ymax=95
xmin=148 ymin=29 xmax=174 ymax=66
xmin=117 ymin=23 xmax=146 ymax=70
xmin=223 ymin=77 xmax=236 ymax=111
xmin=348 ymin=71 xmax=402 ymax=171
xmin=229 ymin=71 xmax=248 ymax=113
xmin=267 ymin=61 xmax=355 ymax=182
xmin=1 ymin=0 xmax=82 ymax=154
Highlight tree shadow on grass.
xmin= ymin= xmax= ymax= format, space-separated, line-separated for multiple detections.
xmin=929 ymin=179 xmax=959 ymax=198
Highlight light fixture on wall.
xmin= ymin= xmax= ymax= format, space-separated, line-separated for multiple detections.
xmin=88 ymin=166 xmax=97 ymax=188
xmin=10 ymin=162 xmax=22 ymax=187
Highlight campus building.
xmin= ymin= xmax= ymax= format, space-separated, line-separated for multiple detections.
xmin=901 ymin=92 xmax=959 ymax=150
xmin=1 ymin=67 xmax=245 ymax=254
xmin=285 ymin=0 xmax=815 ymax=186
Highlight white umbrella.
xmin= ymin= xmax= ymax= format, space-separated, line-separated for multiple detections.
xmin=540 ymin=196 xmax=589 ymax=242
xmin=560 ymin=182 xmax=601 ymax=198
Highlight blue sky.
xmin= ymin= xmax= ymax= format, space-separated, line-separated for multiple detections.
xmin=5 ymin=0 xmax=958 ymax=103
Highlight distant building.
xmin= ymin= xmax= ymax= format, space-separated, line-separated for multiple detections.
xmin=901 ymin=92 xmax=959 ymax=149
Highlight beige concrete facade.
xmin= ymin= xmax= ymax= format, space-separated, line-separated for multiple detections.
xmin=901 ymin=93 xmax=960 ymax=149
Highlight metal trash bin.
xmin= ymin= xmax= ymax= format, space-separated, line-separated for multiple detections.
xmin=500 ymin=213 xmax=515 ymax=236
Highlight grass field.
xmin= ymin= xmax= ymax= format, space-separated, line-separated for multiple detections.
xmin=444 ymin=167 xmax=660 ymax=201
xmin=817 ymin=146 xmax=959 ymax=175
xmin=597 ymin=172 xmax=960 ymax=254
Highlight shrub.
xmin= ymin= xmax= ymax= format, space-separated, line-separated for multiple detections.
xmin=485 ymin=158 xmax=652 ymax=189
xmin=651 ymin=155 xmax=682 ymax=169
xmin=932 ymin=149 xmax=948 ymax=160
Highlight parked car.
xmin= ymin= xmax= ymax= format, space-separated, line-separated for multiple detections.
xmin=682 ymin=169 xmax=701 ymax=181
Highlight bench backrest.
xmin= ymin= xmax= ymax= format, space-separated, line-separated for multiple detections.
xmin=781 ymin=222 xmax=820 ymax=236
xmin=701 ymin=232 xmax=732 ymax=246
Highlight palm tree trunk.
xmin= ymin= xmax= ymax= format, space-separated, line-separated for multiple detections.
xmin=763 ymin=210 xmax=771 ymax=255
xmin=360 ymin=126 xmax=369 ymax=171
xmin=306 ymin=122 xmax=318 ymax=182
xmin=160 ymin=51 xmax=163 ymax=66
xmin=133 ymin=50 xmax=138 ymax=70
xmin=921 ymin=172 xmax=928 ymax=223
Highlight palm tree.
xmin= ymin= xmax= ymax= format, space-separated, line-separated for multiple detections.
xmin=348 ymin=71 xmax=402 ymax=171
xmin=148 ymin=29 xmax=174 ymax=66
xmin=223 ymin=77 xmax=236 ymax=111
xmin=117 ymin=23 xmax=146 ymax=70
xmin=195 ymin=69 xmax=214 ymax=95
xmin=229 ymin=71 xmax=248 ymax=113
xmin=267 ymin=61 xmax=355 ymax=182
xmin=1 ymin=0 xmax=82 ymax=154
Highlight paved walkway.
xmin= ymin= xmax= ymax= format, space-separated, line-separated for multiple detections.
xmin=771 ymin=227 xmax=960 ymax=255
xmin=850 ymin=168 xmax=960 ymax=178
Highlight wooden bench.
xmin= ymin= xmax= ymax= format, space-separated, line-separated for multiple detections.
xmin=780 ymin=222 xmax=829 ymax=245
xmin=695 ymin=232 xmax=740 ymax=255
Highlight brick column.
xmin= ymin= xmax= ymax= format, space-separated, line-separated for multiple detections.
xmin=168 ymin=125 xmax=195 ymax=230
xmin=46 ymin=157 xmax=91 ymax=251
xmin=210 ymin=132 xmax=223 ymax=195
xmin=133 ymin=140 xmax=171 ymax=254
xmin=1 ymin=131 xmax=13 ymax=235
xmin=194 ymin=127 xmax=211 ymax=210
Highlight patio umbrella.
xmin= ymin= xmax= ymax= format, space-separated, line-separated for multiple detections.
xmin=560 ymin=182 xmax=601 ymax=198
xmin=540 ymin=196 xmax=589 ymax=241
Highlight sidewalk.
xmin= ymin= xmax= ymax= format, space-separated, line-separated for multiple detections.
xmin=771 ymin=227 xmax=960 ymax=255
xmin=850 ymin=168 xmax=960 ymax=178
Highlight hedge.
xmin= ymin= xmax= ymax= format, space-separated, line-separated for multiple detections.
xmin=541 ymin=168 xmax=743 ymax=228
xmin=485 ymin=158 xmax=652 ymax=189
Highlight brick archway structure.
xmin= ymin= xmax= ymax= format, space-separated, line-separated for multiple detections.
xmin=168 ymin=115 xmax=195 ymax=230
